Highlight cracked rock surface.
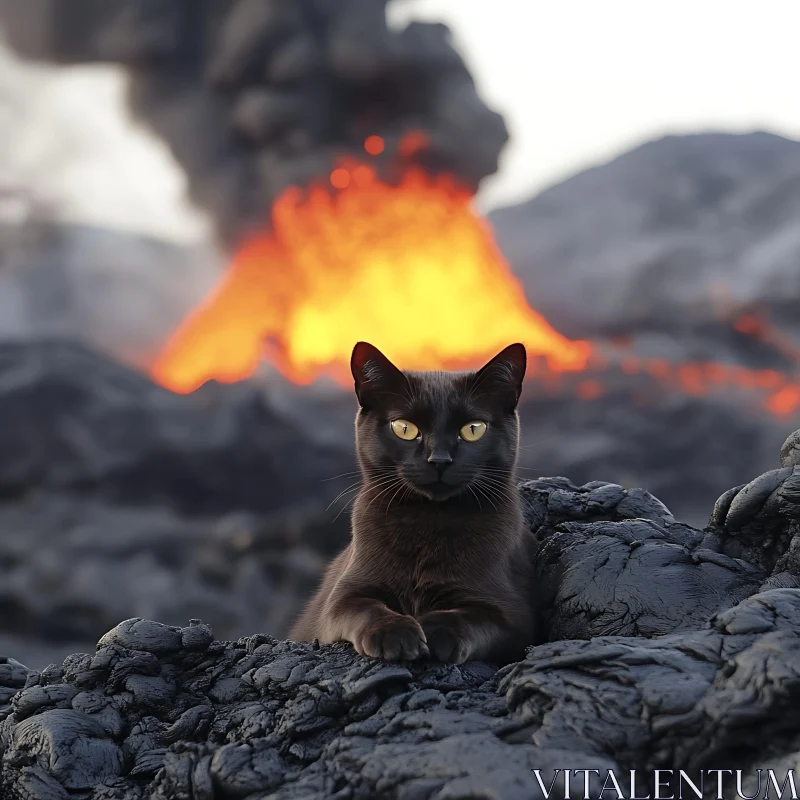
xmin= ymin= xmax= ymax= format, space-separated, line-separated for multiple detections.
xmin=1 ymin=430 xmax=799 ymax=798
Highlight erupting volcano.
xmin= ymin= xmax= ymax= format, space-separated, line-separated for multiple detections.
xmin=152 ymin=139 xmax=591 ymax=393
xmin=151 ymin=139 xmax=800 ymax=420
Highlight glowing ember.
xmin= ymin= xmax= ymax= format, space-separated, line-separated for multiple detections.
xmin=767 ymin=386 xmax=800 ymax=416
xmin=364 ymin=135 xmax=385 ymax=156
xmin=152 ymin=143 xmax=591 ymax=393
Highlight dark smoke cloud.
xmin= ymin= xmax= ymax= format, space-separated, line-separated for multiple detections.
xmin=0 ymin=0 xmax=508 ymax=248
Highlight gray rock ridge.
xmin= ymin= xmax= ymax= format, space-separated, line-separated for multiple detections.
xmin=0 ymin=222 xmax=223 ymax=372
xmin=0 ymin=339 xmax=353 ymax=516
xmin=490 ymin=131 xmax=800 ymax=344
xmin=0 ymin=430 xmax=799 ymax=798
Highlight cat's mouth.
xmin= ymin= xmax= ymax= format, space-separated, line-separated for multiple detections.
xmin=410 ymin=476 xmax=468 ymax=502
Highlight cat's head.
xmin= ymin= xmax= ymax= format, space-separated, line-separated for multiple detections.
xmin=351 ymin=341 xmax=526 ymax=502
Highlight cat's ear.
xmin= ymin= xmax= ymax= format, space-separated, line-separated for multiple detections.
xmin=351 ymin=342 xmax=407 ymax=409
xmin=473 ymin=343 xmax=527 ymax=411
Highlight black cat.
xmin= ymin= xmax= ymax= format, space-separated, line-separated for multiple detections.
xmin=290 ymin=341 xmax=537 ymax=663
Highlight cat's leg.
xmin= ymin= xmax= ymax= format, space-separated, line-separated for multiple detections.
xmin=289 ymin=548 xmax=350 ymax=642
xmin=418 ymin=606 xmax=517 ymax=664
xmin=321 ymin=586 xmax=429 ymax=661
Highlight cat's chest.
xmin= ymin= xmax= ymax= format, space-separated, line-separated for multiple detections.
xmin=366 ymin=518 xmax=501 ymax=606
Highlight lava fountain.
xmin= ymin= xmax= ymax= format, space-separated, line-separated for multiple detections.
xmin=152 ymin=140 xmax=591 ymax=393
xmin=151 ymin=139 xmax=800 ymax=419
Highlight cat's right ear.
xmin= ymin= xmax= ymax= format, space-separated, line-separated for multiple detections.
xmin=473 ymin=343 xmax=527 ymax=412
xmin=351 ymin=342 xmax=407 ymax=409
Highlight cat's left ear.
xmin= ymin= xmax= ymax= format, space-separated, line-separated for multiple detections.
xmin=473 ymin=343 xmax=527 ymax=411
xmin=351 ymin=342 xmax=408 ymax=410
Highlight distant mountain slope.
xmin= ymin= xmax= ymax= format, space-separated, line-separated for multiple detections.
xmin=0 ymin=222 xmax=221 ymax=369
xmin=490 ymin=131 xmax=800 ymax=339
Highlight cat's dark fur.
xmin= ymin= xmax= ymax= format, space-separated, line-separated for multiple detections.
xmin=289 ymin=341 xmax=537 ymax=663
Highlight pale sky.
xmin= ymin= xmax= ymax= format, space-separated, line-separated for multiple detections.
xmin=392 ymin=0 xmax=800 ymax=210
xmin=2 ymin=0 xmax=800 ymax=240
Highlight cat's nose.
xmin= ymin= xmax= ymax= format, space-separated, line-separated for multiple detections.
xmin=427 ymin=451 xmax=453 ymax=474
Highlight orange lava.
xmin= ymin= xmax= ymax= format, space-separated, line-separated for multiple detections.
xmin=615 ymin=357 xmax=800 ymax=417
xmin=576 ymin=379 xmax=605 ymax=401
xmin=151 ymin=135 xmax=800 ymax=421
xmin=767 ymin=386 xmax=800 ymax=416
xmin=364 ymin=135 xmax=385 ymax=156
xmin=329 ymin=168 xmax=351 ymax=190
xmin=734 ymin=312 xmax=800 ymax=365
xmin=152 ymin=143 xmax=591 ymax=393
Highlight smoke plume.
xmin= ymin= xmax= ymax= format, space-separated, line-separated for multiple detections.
xmin=0 ymin=0 xmax=508 ymax=248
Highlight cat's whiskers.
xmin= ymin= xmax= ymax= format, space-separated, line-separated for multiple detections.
xmin=324 ymin=465 xmax=397 ymax=480
xmin=476 ymin=468 xmax=514 ymax=478
xmin=475 ymin=474 xmax=518 ymax=508
xmin=362 ymin=474 xmax=406 ymax=496
xmin=333 ymin=495 xmax=358 ymax=522
xmin=479 ymin=465 xmax=541 ymax=474
xmin=329 ymin=473 xmax=403 ymax=518
xmin=322 ymin=471 xmax=362 ymax=482
xmin=364 ymin=481 xmax=404 ymax=515
xmin=473 ymin=481 xmax=500 ymax=514
xmin=363 ymin=475 xmax=406 ymax=515
xmin=326 ymin=469 xmax=398 ymax=509
xmin=332 ymin=495 xmax=358 ymax=523
xmin=477 ymin=485 xmax=517 ymax=512
xmin=517 ymin=434 xmax=561 ymax=451
xmin=478 ymin=471 xmax=517 ymax=490
xmin=385 ymin=479 xmax=411 ymax=516
xmin=332 ymin=475 xmax=404 ymax=522
xmin=466 ymin=484 xmax=483 ymax=512
xmin=325 ymin=481 xmax=363 ymax=511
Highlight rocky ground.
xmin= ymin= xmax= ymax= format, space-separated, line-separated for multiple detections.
xmin=0 ymin=429 xmax=798 ymax=799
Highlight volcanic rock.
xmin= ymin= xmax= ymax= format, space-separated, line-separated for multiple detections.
xmin=0 ymin=431 xmax=799 ymax=798
xmin=0 ymin=493 xmax=350 ymax=670
xmin=0 ymin=339 xmax=358 ymax=668
xmin=491 ymin=131 xmax=800 ymax=344
xmin=0 ymin=339 xmax=352 ymax=516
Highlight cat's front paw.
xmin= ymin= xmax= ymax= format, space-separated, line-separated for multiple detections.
xmin=355 ymin=615 xmax=429 ymax=661
xmin=420 ymin=611 xmax=472 ymax=664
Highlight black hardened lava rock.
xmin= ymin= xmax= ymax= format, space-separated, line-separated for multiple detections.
xmin=0 ymin=340 xmax=352 ymax=516
xmin=1 ymin=598 xmax=800 ymax=798
xmin=1 ymin=432 xmax=799 ymax=798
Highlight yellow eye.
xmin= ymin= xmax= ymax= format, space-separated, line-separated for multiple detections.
xmin=460 ymin=421 xmax=487 ymax=442
xmin=391 ymin=419 xmax=420 ymax=440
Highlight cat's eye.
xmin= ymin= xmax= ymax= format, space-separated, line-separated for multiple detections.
xmin=391 ymin=419 xmax=420 ymax=441
xmin=460 ymin=421 xmax=487 ymax=442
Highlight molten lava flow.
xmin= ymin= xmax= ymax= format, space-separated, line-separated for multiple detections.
xmin=612 ymin=356 xmax=800 ymax=417
xmin=151 ymin=138 xmax=800 ymax=420
xmin=152 ymin=150 xmax=591 ymax=392
xmin=734 ymin=312 xmax=800 ymax=365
